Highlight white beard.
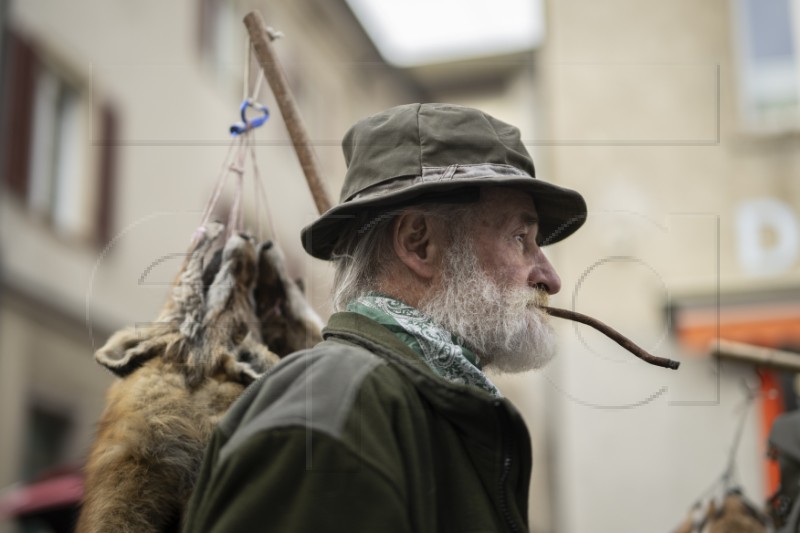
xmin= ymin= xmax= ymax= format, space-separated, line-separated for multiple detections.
xmin=420 ymin=240 xmax=558 ymax=373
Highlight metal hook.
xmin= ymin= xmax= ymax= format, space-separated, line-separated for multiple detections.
xmin=230 ymin=99 xmax=270 ymax=136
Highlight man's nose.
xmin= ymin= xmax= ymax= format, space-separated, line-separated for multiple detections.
xmin=529 ymin=249 xmax=561 ymax=295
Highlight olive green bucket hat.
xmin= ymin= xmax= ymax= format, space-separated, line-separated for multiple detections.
xmin=301 ymin=103 xmax=587 ymax=260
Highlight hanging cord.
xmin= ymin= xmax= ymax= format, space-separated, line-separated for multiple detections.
xmin=226 ymin=41 xmax=256 ymax=239
xmin=242 ymin=37 xmax=265 ymax=104
xmin=239 ymin=39 xmax=274 ymax=242
xmin=230 ymin=41 xmax=268 ymax=137
xmin=225 ymin=136 xmax=247 ymax=239
xmin=196 ymin=139 xmax=237 ymax=241
xmin=673 ymin=379 xmax=760 ymax=533
xmin=721 ymin=378 xmax=759 ymax=490
xmin=688 ymin=378 xmax=759 ymax=508
xmin=195 ymin=38 xmax=274 ymax=242
xmin=247 ymin=128 xmax=275 ymax=243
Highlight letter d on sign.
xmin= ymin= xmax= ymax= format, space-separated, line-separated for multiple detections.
xmin=736 ymin=198 xmax=799 ymax=277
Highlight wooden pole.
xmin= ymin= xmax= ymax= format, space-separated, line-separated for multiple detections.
xmin=711 ymin=339 xmax=800 ymax=373
xmin=244 ymin=11 xmax=333 ymax=215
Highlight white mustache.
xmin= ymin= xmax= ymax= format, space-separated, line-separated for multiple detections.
xmin=510 ymin=288 xmax=549 ymax=310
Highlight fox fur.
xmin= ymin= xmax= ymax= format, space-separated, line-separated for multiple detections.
xmin=76 ymin=356 xmax=253 ymax=532
xmin=254 ymin=241 xmax=323 ymax=357
xmin=77 ymin=225 xmax=279 ymax=533
xmin=706 ymin=492 xmax=767 ymax=533
xmin=673 ymin=490 xmax=768 ymax=533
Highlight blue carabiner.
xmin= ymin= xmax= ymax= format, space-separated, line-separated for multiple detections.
xmin=230 ymin=99 xmax=270 ymax=136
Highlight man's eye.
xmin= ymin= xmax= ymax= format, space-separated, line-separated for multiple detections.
xmin=514 ymin=234 xmax=527 ymax=243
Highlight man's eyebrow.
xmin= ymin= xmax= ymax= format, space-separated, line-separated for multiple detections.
xmin=519 ymin=212 xmax=539 ymax=226
xmin=497 ymin=210 xmax=539 ymax=230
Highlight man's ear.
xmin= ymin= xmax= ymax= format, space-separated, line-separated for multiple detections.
xmin=392 ymin=210 xmax=444 ymax=280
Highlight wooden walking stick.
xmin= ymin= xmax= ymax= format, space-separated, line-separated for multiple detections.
xmin=242 ymin=11 xmax=679 ymax=371
xmin=244 ymin=10 xmax=332 ymax=215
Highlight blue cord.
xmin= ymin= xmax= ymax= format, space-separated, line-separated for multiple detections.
xmin=230 ymin=99 xmax=270 ymax=136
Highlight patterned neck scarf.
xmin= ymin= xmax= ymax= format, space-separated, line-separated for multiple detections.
xmin=347 ymin=294 xmax=501 ymax=397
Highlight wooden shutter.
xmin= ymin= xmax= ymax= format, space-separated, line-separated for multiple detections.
xmin=95 ymin=104 xmax=119 ymax=247
xmin=1 ymin=30 xmax=37 ymax=198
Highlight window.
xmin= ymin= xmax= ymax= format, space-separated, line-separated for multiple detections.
xmin=22 ymin=406 xmax=72 ymax=482
xmin=1 ymin=30 xmax=119 ymax=245
xmin=733 ymin=0 xmax=800 ymax=130
xmin=28 ymin=65 xmax=85 ymax=235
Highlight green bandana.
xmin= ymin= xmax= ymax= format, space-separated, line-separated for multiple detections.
xmin=347 ymin=294 xmax=501 ymax=397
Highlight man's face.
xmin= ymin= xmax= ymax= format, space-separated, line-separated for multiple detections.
xmin=420 ymin=187 xmax=560 ymax=372
xmin=469 ymin=187 xmax=561 ymax=296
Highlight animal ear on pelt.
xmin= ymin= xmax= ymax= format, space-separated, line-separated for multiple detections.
xmin=95 ymin=324 xmax=175 ymax=377
xmin=223 ymin=336 xmax=278 ymax=385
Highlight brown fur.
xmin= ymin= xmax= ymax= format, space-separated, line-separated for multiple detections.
xmin=254 ymin=241 xmax=323 ymax=356
xmin=673 ymin=503 xmax=702 ymax=533
xmin=185 ymin=232 xmax=273 ymax=388
xmin=77 ymin=358 xmax=249 ymax=532
xmin=77 ymin=226 xmax=280 ymax=533
xmin=706 ymin=492 xmax=767 ymax=533
xmin=674 ymin=492 xmax=769 ymax=533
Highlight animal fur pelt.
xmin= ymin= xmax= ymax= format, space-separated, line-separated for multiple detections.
xmin=254 ymin=240 xmax=323 ymax=356
xmin=77 ymin=224 xmax=322 ymax=532
xmin=708 ymin=491 xmax=770 ymax=532
xmin=673 ymin=489 xmax=770 ymax=533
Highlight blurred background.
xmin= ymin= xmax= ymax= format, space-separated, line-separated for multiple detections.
xmin=1 ymin=0 xmax=799 ymax=531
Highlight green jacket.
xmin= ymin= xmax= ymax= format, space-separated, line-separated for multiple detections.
xmin=183 ymin=311 xmax=533 ymax=532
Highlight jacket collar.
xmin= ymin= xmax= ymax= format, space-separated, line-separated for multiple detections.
xmin=345 ymin=294 xmax=501 ymax=397
xmin=322 ymin=312 xmax=532 ymax=520
xmin=323 ymin=311 xmax=533 ymax=524
xmin=323 ymin=312 xmax=530 ymax=450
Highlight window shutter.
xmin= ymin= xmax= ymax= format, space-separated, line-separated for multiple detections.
xmin=1 ymin=31 xmax=37 ymax=198
xmin=95 ymin=104 xmax=119 ymax=247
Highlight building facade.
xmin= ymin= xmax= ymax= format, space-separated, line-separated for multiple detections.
xmin=537 ymin=0 xmax=800 ymax=531
xmin=2 ymin=0 xmax=800 ymax=532
xmin=0 ymin=0 xmax=416 ymax=531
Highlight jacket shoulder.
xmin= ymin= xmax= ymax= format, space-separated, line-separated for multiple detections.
xmin=217 ymin=340 xmax=388 ymax=462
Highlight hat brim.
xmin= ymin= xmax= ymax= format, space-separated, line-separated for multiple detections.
xmin=301 ymin=176 xmax=587 ymax=260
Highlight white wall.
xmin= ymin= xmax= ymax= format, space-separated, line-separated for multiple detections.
xmin=0 ymin=1 xmax=412 ymax=531
xmin=539 ymin=0 xmax=800 ymax=530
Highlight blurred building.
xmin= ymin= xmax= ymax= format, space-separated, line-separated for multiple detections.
xmin=2 ymin=0 xmax=800 ymax=532
xmin=349 ymin=0 xmax=800 ymax=531
xmin=0 ymin=0 xmax=417 ymax=531
xmin=533 ymin=0 xmax=800 ymax=531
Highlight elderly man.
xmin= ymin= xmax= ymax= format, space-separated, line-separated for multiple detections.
xmin=183 ymin=103 xmax=586 ymax=532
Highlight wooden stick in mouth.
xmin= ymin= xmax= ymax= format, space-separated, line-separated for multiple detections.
xmin=543 ymin=306 xmax=680 ymax=370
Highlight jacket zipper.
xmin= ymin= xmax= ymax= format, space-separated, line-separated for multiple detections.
xmin=496 ymin=400 xmax=521 ymax=533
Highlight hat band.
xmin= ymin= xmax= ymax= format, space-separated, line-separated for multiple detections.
xmin=347 ymin=163 xmax=533 ymax=203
